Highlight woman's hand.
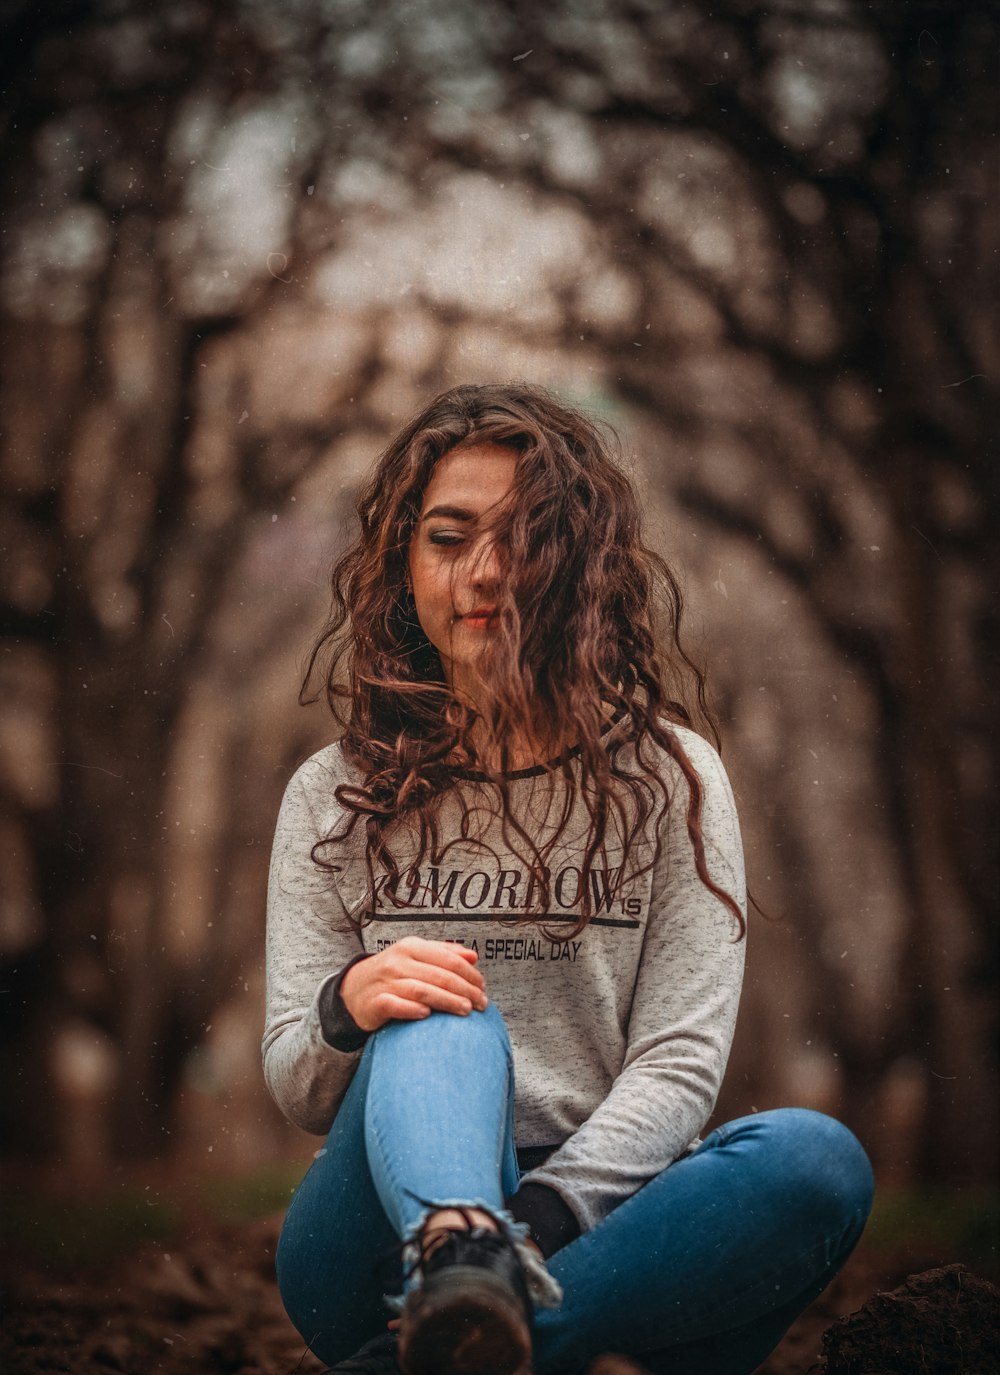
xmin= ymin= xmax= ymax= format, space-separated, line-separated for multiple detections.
xmin=339 ymin=935 xmax=489 ymax=1032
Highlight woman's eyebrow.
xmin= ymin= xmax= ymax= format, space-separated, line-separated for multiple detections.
xmin=421 ymin=504 xmax=476 ymax=521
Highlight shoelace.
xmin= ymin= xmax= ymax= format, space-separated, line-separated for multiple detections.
xmin=374 ymin=1198 xmax=494 ymax=1295
xmin=372 ymin=1192 xmax=562 ymax=1314
xmin=404 ymin=1205 xmax=504 ymax=1281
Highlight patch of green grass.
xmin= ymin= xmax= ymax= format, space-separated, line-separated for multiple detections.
xmin=866 ymin=1187 xmax=999 ymax=1274
xmin=0 ymin=1164 xmax=305 ymax=1267
xmin=196 ymin=1163 xmax=305 ymax=1223
xmin=2 ymin=1187 xmax=182 ymax=1268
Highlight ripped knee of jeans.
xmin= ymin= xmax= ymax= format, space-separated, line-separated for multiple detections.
xmin=385 ymin=1193 xmax=564 ymax=1314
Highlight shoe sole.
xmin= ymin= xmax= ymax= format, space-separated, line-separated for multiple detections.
xmin=398 ymin=1265 xmax=532 ymax=1375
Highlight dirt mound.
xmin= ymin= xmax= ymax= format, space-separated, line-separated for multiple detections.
xmin=0 ymin=1214 xmax=325 ymax=1375
xmin=818 ymin=1264 xmax=1000 ymax=1375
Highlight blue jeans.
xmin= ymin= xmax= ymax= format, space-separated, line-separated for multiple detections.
xmin=276 ymin=1003 xmax=874 ymax=1375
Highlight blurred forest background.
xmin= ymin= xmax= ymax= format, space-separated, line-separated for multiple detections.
xmin=1 ymin=0 xmax=996 ymax=1245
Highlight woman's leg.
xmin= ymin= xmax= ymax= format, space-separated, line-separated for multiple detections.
xmin=364 ymin=1001 xmax=522 ymax=1255
xmin=370 ymin=1004 xmax=564 ymax=1375
xmin=276 ymin=1002 xmax=532 ymax=1367
xmin=533 ymin=1109 xmax=874 ymax=1375
xmin=276 ymin=1038 xmax=398 ymax=1365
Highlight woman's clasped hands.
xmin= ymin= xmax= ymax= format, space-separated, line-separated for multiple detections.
xmin=339 ymin=935 xmax=489 ymax=1032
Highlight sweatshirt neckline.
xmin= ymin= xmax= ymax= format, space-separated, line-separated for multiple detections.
xmin=455 ymin=709 xmax=628 ymax=783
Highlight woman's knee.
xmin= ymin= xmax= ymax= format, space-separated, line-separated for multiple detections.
xmin=377 ymin=998 xmax=511 ymax=1056
xmin=752 ymin=1108 xmax=875 ymax=1238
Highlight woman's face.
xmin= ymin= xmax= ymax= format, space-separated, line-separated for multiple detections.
xmin=408 ymin=441 xmax=518 ymax=697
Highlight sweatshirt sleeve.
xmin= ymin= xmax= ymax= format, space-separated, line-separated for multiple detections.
xmin=262 ymin=755 xmax=369 ymax=1134
xmin=517 ymin=731 xmax=747 ymax=1234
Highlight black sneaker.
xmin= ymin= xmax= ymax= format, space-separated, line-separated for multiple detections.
xmin=398 ymin=1220 xmax=533 ymax=1375
xmin=327 ymin=1330 xmax=403 ymax=1372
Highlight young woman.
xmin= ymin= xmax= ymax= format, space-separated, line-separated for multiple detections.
xmin=264 ymin=384 xmax=874 ymax=1375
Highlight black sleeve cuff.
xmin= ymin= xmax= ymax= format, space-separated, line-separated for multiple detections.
xmin=318 ymin=953 xmax=373 ymax=1052
xmin=506 ymin=1181 xmax=581 ymax=1259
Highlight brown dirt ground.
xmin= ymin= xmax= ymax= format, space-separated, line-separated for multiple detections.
xmin=0 ymin=1214 xmax=996 ymax=1375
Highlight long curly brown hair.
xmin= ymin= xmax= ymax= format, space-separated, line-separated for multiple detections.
xmin=302 ymin=383 xmax=744 ymax=939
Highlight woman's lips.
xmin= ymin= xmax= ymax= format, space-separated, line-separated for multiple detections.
xmin=458 ymin=607 xmax=498 ymax=627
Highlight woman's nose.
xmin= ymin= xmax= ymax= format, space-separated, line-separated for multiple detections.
xmin=469 ymin=535 xmax=502 ymax=589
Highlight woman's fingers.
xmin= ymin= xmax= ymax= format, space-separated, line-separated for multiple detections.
xmin=400 ymin=958 xmax=488 ymax=1004
xmin=373 ymin=992 xmax=435 ymax=1023
xmin=396 ymin=937 xmax=485 ymax=986
xmin=373 ymin=982 xmax=477 ymax=1021
xmin=394 ymin=977 xmax=482 ymax=1016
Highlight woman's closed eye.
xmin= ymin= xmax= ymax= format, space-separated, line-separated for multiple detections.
xmin=428 ymin=529 xmax=466 ymax=546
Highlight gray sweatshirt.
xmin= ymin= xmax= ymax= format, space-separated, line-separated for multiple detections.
xmin=263 ymin=720 xmax=746 ymax=1235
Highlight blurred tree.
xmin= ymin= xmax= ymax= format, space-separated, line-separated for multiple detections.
xmin=0 ymin=0 xmax=387 ymax=1156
